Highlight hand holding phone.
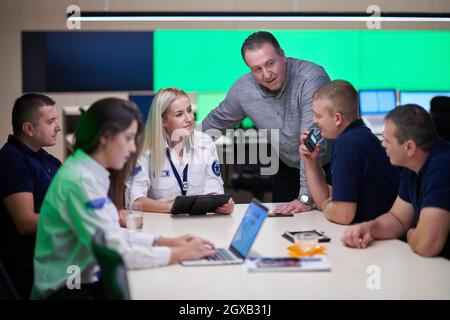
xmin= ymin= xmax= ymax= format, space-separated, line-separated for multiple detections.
xmin=303 ymin=131 xmax=319 ymax=152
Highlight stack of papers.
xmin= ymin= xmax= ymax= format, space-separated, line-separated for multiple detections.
xmin=245 ymin=256 xmax=331 ymax=272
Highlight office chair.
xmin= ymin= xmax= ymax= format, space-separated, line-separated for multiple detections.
xmin=92 ymin=228 xmax=131 ymax=300
xmin=0 ymin=259 xmax=21 ymax=300
xmin=430 ymin=96 xmax=450 ymax=141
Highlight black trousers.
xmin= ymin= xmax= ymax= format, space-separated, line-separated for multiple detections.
xmin=271 ymin=160 xmax=300 ymax=203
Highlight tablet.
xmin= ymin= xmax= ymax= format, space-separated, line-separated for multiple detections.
xmin=170 ymin=194 xmax=231 ymax=215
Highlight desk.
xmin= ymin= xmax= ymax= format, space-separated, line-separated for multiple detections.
xmin=128 ymin=204 xmax=450 ymax=300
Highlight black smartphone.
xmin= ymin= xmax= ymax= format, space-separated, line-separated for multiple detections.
xmin=268 ymin=212 xmax=294 ymax=217
xmin=303 ymin=131 xmax=319 ymax=152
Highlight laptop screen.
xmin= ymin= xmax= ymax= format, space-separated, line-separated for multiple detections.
xmin=229 ymin=201 xmax=268 ymax=258
xmin=359 ymin=90 xmax=397 ymax=115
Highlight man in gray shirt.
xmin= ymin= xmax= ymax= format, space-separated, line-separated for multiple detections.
xmin=200 ymin=31 xmax=331 ymax=213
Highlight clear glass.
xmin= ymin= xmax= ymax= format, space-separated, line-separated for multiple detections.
xmin=125 ymin=201 xmax=144 ymax=232
xmin=294 ymin=231 xmax=319 ymax=252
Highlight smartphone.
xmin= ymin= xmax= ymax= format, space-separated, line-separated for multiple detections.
xmin=282 ymin=229 xmax=331 ymax=243
xmin=256 ymin=257 xmax=302 ymax=268
xmin=268 ymin=212 xmax=294 ymax=217
xmin=303 ymin=131 xmax=319 ymax=152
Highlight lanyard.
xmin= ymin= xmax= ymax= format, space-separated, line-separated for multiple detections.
xmin=166 ymin=149 xmax=188 ymax=196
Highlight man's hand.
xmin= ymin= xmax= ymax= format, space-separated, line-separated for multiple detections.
xmin=341 ymin=222 xmax=373 ymax=249
xmin=273 ymin=199 xmax=312 ymax=214
xmin=299 ymin=131 xmax=321 ymax=163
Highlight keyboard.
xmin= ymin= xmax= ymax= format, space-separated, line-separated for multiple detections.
xmin=206 ymin=248 xmax=237 ymax=261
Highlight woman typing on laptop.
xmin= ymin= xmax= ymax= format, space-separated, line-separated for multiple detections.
xmin=32 ymin=98 xmax=216 ymax=299
xmin=127 ymin=88 xmax=234 ymax=214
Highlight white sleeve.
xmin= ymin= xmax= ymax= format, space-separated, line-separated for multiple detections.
xmin=126 ymin=152 xmax=152 ymax=206
xmin=202 ymin=138 xmax=225 ymax=195
xmin=64 ymin=175 xmax=171 ymax=270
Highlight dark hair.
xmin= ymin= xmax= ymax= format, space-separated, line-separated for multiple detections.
xmin=75 ymin=98 xmax=143 ymax=209
xmin=241 ymin=31 xmax=282 ymax=61
xmin=12 ymin=93 xmax=55 ymax=135
xmin=313 ymin=80 xmax=359 ymax=121
xmin=385 ymin=104 xmax=439 ymax=152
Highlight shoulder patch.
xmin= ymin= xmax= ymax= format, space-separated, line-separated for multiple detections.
xmin=212 ymin=160 xmax=221 ymax=177
xmin=132 ymin=164 xmax=142 ymax=176
xmin=85 ymin=198 xmax=108 ymax=210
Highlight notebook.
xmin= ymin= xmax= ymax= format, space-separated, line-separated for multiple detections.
xmin=180 ymin=200 xmax=268 ymax=266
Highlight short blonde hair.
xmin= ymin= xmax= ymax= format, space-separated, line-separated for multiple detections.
xmin=313 ymin=80 xmax=359 ymax=122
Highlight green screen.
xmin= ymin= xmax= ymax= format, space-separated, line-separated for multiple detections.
xmin=154 ymin=30 xmax=450 ymax=122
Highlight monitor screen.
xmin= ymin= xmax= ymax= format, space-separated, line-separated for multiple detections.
xmin=399 ymin=91 xmax=450 ymax=112
xmin=129 ymin=94 xmax=154 ymax=122
xmin=359 ymin=90 xmax=397 ymax=115
xmin=230 ymin=201 xmax=267 ymax=258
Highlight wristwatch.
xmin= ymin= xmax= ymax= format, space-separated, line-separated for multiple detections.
xmin=299 ymin=194 xmax=313 ymax=206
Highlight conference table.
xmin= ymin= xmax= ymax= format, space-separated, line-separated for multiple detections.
xmin=128 ymin=203 xmax=450 ymax=300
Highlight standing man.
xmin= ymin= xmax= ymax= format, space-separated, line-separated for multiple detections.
xmin=200 ymin=31 xmax=331 ymax=213
xmin=299 ymin=80 xmax=400 ymax=224
xmin=342 ymin=105 xmax=450 ymax=259
xmin=0 ymin=93 xmax=62 ymax=298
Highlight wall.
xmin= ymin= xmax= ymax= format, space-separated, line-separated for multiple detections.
xmin=1 ymin=0 xmax=450 ymax=161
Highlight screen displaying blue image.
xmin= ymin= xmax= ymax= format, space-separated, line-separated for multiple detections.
xmin=359 ymin=90 xmax=397 ymax=115
xmin=230 ymin=202 xmax=268 ymax=257
xmin=399 ymin=91 xmax=450 ymax=112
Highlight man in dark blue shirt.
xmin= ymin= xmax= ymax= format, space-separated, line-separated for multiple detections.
xmin=299 ymin=80 xmax=400 ymax=224
xmin=0 ymin=93 xmax=62 ymax=298
xmin=342 ymin=105 xmax=450 ymax=259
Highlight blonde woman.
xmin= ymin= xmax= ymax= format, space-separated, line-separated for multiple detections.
xmin=128 ymin=88 xmax=234 ymax=214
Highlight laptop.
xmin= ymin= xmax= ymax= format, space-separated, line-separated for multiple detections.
xmin=358 ymin=89 xmax=397 ymax=135
xmin=181 ymin=200 xmax=268 ymax=266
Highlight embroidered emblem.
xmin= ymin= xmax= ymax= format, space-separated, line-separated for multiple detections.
xmin=212 ymin=160 xmax=221 ymax=177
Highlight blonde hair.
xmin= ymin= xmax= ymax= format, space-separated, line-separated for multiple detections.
xmin=140 ymin=87 xmax=189 ymax=180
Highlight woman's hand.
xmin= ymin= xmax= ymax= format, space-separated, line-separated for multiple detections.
xmin=215 ymin=198 xmax=235 ymax=215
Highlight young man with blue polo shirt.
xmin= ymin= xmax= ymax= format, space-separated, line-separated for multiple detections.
xmin=299 ymin=80 xmax=400 ymax=224
xmin=0 ymin=93 xmax=62 ymax=298
xmin=342 ymin=105 xmax=449 ymax=259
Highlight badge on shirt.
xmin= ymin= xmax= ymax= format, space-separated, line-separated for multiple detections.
xmin=161 ymin=170 xmax=170 ymax=177
xmin=132 ymin=164 xmax=142 ymax=176
xmin=85 ymin=198 xmax=111 ymax=210
xmin=212 ymin=160 xmax=221 ymax=177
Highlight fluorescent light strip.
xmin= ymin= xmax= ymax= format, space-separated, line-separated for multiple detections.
xmin=69 ymin=16 xmax=450 ymax=22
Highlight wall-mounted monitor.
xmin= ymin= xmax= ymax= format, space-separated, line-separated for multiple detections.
xmin=399 ymin=91 xmax=450 ymax=112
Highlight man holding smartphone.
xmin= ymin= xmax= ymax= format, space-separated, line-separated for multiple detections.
xmin=299 ymin=80 xmax=400 ymax=224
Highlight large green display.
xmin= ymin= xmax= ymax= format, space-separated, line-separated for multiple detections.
xmin=154 ymin=30 xmax=450 ymax=122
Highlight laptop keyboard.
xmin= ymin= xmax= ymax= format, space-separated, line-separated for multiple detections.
xmin=206 ymin=248 xmax=236 ymax=261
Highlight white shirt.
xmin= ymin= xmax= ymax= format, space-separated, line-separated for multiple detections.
xmin=32 ymin=149 xmax=171 ymax=299
xmin=128 ymin=130 xmax=224 ymax=204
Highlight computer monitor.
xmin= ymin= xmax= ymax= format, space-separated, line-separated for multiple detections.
xmin=129 ymin=94 xmax=155 ymax=121
xmin=358 ymin=90 xmax=397 ymax=135
xmin=358 ymin=89 xmax=397 ymax=115
xmin=399 ymin=91 xmax=450 ymax=112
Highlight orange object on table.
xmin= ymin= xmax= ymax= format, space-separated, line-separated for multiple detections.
xmin=288 ymin=244 xmax=327 ymax=257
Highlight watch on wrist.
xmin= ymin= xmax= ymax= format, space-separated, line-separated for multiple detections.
xmin=299 ymin=194 xmax=313 ymax=206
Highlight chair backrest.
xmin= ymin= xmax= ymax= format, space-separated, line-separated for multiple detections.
xmin=0 ymin=259 xmax=21 ymax=300
xmin=430 ymin=96 xmax=450 ymax=140
xmin=92 ymin=229 xmax=131 ymax=300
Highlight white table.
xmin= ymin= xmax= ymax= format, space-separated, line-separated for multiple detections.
xmin=128 ymin=203 xmax=450 ymax=300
